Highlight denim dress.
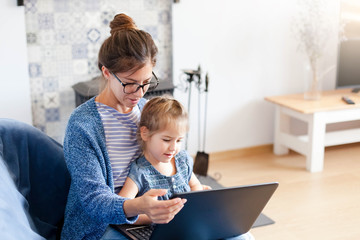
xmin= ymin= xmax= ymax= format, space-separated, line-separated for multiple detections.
xmin=128 ymin=150 xmax=193 ymax=200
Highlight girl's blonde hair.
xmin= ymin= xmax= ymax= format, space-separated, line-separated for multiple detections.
xmin=138 ymin=95 xmax=189 ymax=150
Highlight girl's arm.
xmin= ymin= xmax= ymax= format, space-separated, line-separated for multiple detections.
xmin=118 ymin=177 xmax=140 ymax=199
xmin=189 ymin=172 xmax=209 ymax=191
xmin=119 ymin=177 xmax=152 ymax=225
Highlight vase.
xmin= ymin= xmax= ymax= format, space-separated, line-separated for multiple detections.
xmin=304 ymin=60 xmax=321 ymax=100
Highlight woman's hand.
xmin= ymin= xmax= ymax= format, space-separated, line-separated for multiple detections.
xmin=123 ymin=189 xmax=187 ymax=224
xmin=140 ymin=189 xmax=187 ymax=224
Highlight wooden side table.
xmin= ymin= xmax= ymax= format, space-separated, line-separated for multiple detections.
xmin=266 ymin=88 xmax=360 ymax=172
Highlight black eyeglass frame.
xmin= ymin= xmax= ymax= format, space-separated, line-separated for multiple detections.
xmin=110 ymin=71 xmax=159 ymax=94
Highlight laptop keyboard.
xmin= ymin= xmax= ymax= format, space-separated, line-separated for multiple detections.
xmin=127 ymin=225 xmax=155 ymax=240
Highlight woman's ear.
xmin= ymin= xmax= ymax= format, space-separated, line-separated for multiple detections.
xmin=140 ymin=126 xmax=149 ymax=141
xmin=102 ymin=66 xmax=111 ymax=79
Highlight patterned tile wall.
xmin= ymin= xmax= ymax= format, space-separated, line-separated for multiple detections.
xmin=24 ymin=0 xmax=173 ymax=142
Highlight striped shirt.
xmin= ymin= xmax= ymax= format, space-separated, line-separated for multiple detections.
xmin=96 ymin=102 xmax=142 ymax=188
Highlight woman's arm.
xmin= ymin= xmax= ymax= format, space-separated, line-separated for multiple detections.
xmin=64 ymin=113 xmax=137 ymax=225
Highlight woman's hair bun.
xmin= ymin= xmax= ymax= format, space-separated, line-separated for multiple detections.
xmin=110 ymin=13 xmax=138 ymax=35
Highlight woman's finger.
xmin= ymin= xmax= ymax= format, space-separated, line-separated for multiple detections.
xmin=142 ymin=195 xmax=187 ymax=224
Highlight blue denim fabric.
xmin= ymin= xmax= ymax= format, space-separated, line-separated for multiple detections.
xmin=128 ymin=150 xmax=194 ymax=200
xmin=100 ymin=226 xmax=128 ymax=240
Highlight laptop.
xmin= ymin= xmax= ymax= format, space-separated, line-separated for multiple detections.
xmin=114 ymin=182 xmax=278 ymax=240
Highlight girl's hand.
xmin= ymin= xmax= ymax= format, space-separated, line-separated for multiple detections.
xmin=124 ymin=189 xmax=186 ymax=224
xmin=202 ymin=184 xmax=212 ymax=190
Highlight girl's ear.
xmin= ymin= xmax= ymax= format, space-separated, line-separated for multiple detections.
xmin=140 ymin=126 xmax=149 ymax=141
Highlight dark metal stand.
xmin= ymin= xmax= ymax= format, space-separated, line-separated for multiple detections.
xmin=182 ymin=70 xmax=199 ymax=150
xmin=181 ymin=67 xmax=210 ymax=176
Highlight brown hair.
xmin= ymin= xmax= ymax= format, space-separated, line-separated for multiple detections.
xmin=98 ymin=13 xmax=158 ymax=74
xmin=138 ymin=96 xmax=189 ymax=150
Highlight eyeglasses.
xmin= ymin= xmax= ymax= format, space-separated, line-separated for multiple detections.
xmin=111 ymin=71 xmax=159 ymax=94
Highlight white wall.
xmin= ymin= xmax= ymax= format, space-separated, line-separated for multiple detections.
xmin=0 ymin=0 xmax=340 ymax=154
xmin=0 ymin=0 xmax=32 ymax=124
xmin=173 ymin=0 xmax=340 ymax=155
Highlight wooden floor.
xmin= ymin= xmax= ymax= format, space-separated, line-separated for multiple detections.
xmin=207 ymin=143 xmax=360 ymax=240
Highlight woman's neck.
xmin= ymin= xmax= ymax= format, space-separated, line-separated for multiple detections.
xmin=95 ymin=89 xmax=132 ymax=113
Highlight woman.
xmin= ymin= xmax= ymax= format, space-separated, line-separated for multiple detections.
xmin=61 ymin=13 xmax=186 ymax=240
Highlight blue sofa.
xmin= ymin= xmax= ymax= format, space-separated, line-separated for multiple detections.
xmin=0 ymin=119 xmax=70 ymax=239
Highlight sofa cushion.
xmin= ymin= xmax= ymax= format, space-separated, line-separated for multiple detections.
xmin=0 ymin=119 xmax=70 ymax=240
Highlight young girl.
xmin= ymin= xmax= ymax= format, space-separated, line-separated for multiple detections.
xmin=119 ymin=95 xmax=205 ymax=224
xmin=119 ymin=96 xmax=255 ymax=240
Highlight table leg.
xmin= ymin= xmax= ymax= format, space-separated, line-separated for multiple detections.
xmin=274 ymin=106 xmax=290 ymax=155
xmin=307 ymin=113 xmax=326 ymax=172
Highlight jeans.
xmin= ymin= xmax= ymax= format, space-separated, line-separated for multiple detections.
xmin=100 ymin=226 xmax=128 ymax=240
xmin=100 ymin=225 xmax=255 ymax=240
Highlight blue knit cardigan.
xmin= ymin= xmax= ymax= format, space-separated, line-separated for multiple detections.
xmin=61 ymin=97 xmax=145 ymax=240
